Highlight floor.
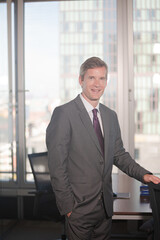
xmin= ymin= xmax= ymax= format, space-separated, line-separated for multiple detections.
xmin=0 ymin=219 xmax=148 ymax=240
xmin=1 ymin=220 xmax=65 ymax=240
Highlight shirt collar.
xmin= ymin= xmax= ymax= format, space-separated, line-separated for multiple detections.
xmin=80 ymin=94 xmax=100 ymax=113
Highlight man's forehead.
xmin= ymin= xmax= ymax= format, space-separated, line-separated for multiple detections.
xmin=86 ymin=67 xmax=107 ymax=76
xmin=86 ymin=67 xmax=106 ymax=72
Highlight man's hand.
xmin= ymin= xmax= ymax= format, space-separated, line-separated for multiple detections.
xmin=67 ymin=211 xmax=72 ymax=218
xmin=143 ymin=174 xmax=160 ymax=184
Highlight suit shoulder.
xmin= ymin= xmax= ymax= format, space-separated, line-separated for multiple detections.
xmin=52 ymin=97 xmax=78 ymax=118
xmin=54 ymin=95 xmax=81 ymax=112
xmin=100 ymin=103 xmax=117 ymax=117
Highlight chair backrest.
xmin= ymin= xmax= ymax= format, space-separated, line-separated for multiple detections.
xmin=148 ymin=182 xmax=160 ymax=240
xmin=28 ymin=152 xmax=53 ymax=193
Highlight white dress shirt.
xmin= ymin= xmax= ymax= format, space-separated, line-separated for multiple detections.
xmin=80 ymin=94 xmax=104 ymax=135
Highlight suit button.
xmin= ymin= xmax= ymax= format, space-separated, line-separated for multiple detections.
xmin=100 ymin=161 xmax=104 ymax=165
xmin=99 ymin=192 xmax=103 ymax=200
xmin=98 ymin=194 xmax=102 ymax=200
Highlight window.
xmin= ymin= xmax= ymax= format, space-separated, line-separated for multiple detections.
xmin=0 ymin=2 xmax=16 ymax=182
xmin=4 ymin=0 xmax=159 ymax=185
xmin=24 ymin=0 xmax=118 ymax=180
xmin=133 ymin=0 xmax=160 ymax=173
xmin=147 ymin=9 xmax=156 ymax=19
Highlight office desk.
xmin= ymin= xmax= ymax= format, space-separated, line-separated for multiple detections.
xmin=112 ymin=174 xmax=152 ymax=220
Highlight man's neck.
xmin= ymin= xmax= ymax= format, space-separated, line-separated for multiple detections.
xmin=81 ymin=93 xmax=99 ymax=108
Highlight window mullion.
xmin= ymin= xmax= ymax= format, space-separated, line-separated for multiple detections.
xmin=117 ymin=0 xmax=134 ymax=158
xmin=15 ymin=0 xmax=26 ymax=188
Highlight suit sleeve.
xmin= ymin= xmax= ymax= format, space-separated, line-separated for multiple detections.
xmin=46 ymin=107 xmax=74 ymax=215
xmin=113 ymin=112 xmax=151 ymax=183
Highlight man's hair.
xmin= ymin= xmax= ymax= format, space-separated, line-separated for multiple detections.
xmin=79 ymin=56 xmax=108 ymax=80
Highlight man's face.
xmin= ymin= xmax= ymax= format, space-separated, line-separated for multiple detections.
xmin=79 ymin=67 xmax=107 ymax=107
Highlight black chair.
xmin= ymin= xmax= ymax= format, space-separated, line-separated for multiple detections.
xmin=28 ymin=152 xmax=67 ymax=240
xmin=140 ymin=182 xmax=160 ymax=240
xmin=148 ymin=182 xmax=160 ymax=240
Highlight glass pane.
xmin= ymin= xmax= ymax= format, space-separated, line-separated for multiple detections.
xmin=133 ymin=0 xmax=160 ymax=173
xmin=24 ymin=0 xmax=117 ymax=181
xmin=0 ymin=3 xmax=16 ymax=182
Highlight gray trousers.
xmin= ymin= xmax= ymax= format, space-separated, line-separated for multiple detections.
xmin=65 ymin=196 xmax=112 ymax=240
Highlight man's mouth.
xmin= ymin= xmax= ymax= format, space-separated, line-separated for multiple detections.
xmin=92 ymin=89 xmax=101 ymax=93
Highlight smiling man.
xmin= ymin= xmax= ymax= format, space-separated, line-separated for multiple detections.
xmin=79 ymin=66 xmax=107 ymax=107
xmin=46 ymin=57 xmax=160 ymax=240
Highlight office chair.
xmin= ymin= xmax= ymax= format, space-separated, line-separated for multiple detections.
xmin=148 ymin=182 xmax=160 ymax=240
xmin=28 ymin=152 xmax=67 ymax=240
xmin=140 ymin=182 xmax=160 ymax=240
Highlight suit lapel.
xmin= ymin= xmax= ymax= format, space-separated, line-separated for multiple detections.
xmin=99 ymin=104 xmax=110 ymax=159
xmin=74 ymin=95 xmax=103 ymax=155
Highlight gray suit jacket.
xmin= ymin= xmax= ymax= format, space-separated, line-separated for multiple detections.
xmin=46 ymin=95 xmax=150 ymax=217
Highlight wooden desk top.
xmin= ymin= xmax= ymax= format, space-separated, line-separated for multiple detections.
xmin=112 ymin=174 xmax=152 ymax=220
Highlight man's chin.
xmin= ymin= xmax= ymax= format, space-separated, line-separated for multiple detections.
xmin=91 ymin=95 xmax=102 ymax=101
xmin=90 ymin=97 xmax=101 ymax=102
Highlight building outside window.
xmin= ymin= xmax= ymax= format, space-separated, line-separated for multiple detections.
xmin=133 ymin=0 xmax=160 ymax=173
xmin=0 ymin=2 xmax=16 ymax=182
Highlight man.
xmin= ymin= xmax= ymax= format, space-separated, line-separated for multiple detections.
xmin=46 ymin=57 xmax=160 ymax=240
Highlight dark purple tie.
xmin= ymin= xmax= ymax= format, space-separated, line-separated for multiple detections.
xmin=92 ymin=109 xmax=104 ymax=155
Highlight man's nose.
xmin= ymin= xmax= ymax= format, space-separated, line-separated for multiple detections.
xmin=94 ymin=78 xmax=100 ymax=86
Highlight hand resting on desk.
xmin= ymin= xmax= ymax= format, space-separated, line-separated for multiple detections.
xmin=143 ymin=174 xmax=160 ymax=184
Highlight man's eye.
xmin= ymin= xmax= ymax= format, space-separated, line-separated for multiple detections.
xmin=89 ymin=76 xmax=94 ymax=79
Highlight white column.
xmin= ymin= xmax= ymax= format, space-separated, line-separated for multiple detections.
xmin=117 ymin=0 xmax=134 ymax=158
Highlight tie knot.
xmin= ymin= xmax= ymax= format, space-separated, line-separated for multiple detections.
xmin=92 ymin=108 xmax=98 ymax=117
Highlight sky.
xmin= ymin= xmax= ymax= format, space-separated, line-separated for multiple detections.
xmin=0 ymin=1 xmax=61 ymax=99
xmin=25 ymin=2 xmax=60 ymax=99
xmin=0 ymin=3 xmax=8 ymax=89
